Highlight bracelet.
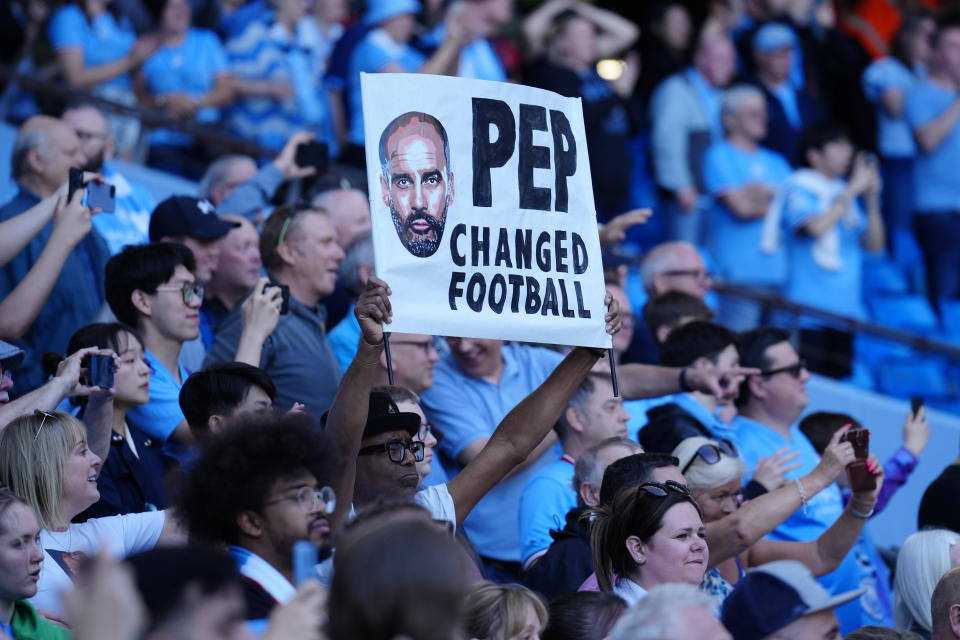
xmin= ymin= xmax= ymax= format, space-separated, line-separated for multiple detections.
xmin=848 ymin=502 xmax=875 ymax=519
xmin=795 ymin=479 xmax=808 ymax=517
xmin=679 ymin=367 xmax=692 ymax=392
xmin=360 ymin=335 xmax=385 ymax=349
xmin=849 ymin=506 xmax=874 ymax=519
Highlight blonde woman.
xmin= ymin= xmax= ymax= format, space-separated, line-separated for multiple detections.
xmin=673 ymin=435 xmax=883 ymax=605
xmin=465 ymin=582 xmax=548 ymax=640
xmin=894 ymin=529 xmax=960 ymax=636
xmin=0 ymin=411 xmax=184 ymax=619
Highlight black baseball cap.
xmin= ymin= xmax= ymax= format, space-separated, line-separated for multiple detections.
xmin=149 ymin=196 xmax=239 ymax=242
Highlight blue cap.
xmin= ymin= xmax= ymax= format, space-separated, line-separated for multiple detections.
xmin=721 ymin=561 xmax=864 ymax=640
xmin=364 ymin=0 xmax=421 ymax=26
xmin=753 ymin=22 xmax=797 ymax=53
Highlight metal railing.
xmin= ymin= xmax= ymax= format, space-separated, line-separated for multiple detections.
xmin=714 ymin=282 xmax=960 ymax=361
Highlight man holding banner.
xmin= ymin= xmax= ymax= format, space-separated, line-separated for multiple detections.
xmin=360 ymin=72 xmax=754 ymax=580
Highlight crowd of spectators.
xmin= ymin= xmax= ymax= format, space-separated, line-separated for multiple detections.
xmin=2 ymin=0 xmax=960 ymax=639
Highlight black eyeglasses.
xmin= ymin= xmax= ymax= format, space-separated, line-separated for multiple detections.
xmin=638 ymin=480 xmax=690 ymax=498
xmin=358 ymin=440 xmax=425 ymax=464
xmin=680 ymin=440 xmax=739 ymax=475
xmin=34 ymin=410 xmax=56 ymax=443
xmin=264 ymin=485 xmax=336 ymax=513
xmin=758 ymin=359 xmax=807 ymax=379
xmin=155 ymin=281 xmax=205 ymax=305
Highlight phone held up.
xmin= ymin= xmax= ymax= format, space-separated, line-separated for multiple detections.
xmin=68 ymin=167 xmax=116 ymax=213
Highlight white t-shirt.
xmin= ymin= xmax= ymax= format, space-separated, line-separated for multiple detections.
xmin=31 ymin=511 xmax=165 ymax=614
xmin=411 ymin=483 xmax=456 ymax=530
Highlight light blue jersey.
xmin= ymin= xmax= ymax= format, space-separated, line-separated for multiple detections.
xmin=703 ymin=141 xmax=791 ymax=286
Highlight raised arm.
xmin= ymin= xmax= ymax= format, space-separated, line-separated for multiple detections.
xmin=573 ymin=0 xmax=639 ymax=58
xmin=0 ymin=188 xmax=96 ymax=341
xmin=321 ymin=277 xmax=390 ymax=528
xmin=618 ymin=359 xmax=758 ymax=402
xmin=0 ymin=189 xmax=62 ymax=267
xmin=746 ymin=456 xmax=884 ymax=575
xmin=0 ymin=346 xmax=108 ymax=431
xmin=445 ymin=294 xmax=622 ymax=525
xmin=234 ymin=279 xmax=282 ymax=366
xmin=705 ymin=425 xmax=855 ymax=568
xmin=216 ymin=132 xmax=316 ymax=221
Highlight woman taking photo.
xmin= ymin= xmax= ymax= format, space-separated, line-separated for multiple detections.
xmin=0 ymin=410 xmax=183 ymax=618
xmin=59 ymin=322 xmax=176 ymax=520
xmin=674 ymin=435 xmax=883 ymax=603
xmin=590 ymin=480 xmax=707 ymax=605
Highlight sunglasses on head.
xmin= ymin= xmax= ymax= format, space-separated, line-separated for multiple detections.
xmin=637 ymin=480 xmax=690 ymax=498
xmin=680 ymin=440 xmax=739 ymax=475
xmin=34 ymin=410 xmax=56 ymax=443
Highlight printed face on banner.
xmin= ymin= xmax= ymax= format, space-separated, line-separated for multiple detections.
xmin=379 ymin=113 xmax=454 ymax=258
xmin=361 ymin=73 xmax=612 ymax=349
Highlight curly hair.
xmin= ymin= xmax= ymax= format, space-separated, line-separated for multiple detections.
xmin=175 ymin=411 xmax=337 ymax=546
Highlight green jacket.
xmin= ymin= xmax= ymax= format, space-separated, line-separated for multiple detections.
xmin=10 ymin=601 xmax=71 ymax=640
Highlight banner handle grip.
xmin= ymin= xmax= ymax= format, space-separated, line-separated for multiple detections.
xmin=384 ymin=331 xmax=395 ymax=385
xmin=608 ymin=349 xmax=619 ymax=398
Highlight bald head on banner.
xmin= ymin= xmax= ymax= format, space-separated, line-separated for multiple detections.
xmin=378 ymin=112 xmax=455 ymax=258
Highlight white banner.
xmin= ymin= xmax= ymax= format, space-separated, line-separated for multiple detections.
xmin=361 ymin=73 xmax=610 ymax=348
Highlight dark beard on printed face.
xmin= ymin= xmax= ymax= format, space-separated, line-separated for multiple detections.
xmin=390 ymin=202 xmax=447 ymax=258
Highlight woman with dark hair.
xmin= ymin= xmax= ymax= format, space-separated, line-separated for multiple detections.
xmin=590 ymin=480 xmax=707 ymax=605
xmin=61 ymin=322 xmax=176 ymax=520
xmin=542 ymin=591 xmax=626 ymax=640
xmin=861 ymin=11 xmax=935 ymax=235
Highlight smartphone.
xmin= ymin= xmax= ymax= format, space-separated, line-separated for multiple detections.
xmin=86 ymin=354 xmax=115 ymax=389
xmin=295 ymin=141 xmax=329 ymax=174
xmin=265 ymin=284 xmax=290 ymax=315
xmin=292 ymin=540 xmax=318 ymax=585
xmin=911 ymin=396 xmax=924 ymax=416
xmin=86 ymin=181 xmax=116 ymax=213
xmin=68 ymin=167 xmax=84 ymax=201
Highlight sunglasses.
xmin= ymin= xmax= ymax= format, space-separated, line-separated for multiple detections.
xmin=34 ymin=410 xmax=56 ymax=443
xmin=680 ymin=440 xmax=739 ymax=475
xmin=758 ymin=359 xmax=807 ymax=379
xmin=637 ymin=480 xmax=691 ymax=498
xmin=358 ymin=440 xmax=426 ymax=464
xmin=276 ymin=200 xmax=314 ymax=246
